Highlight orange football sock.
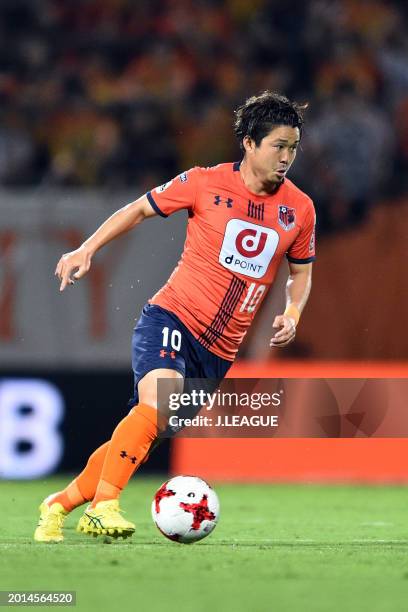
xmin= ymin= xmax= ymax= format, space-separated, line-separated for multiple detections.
xmin=75 ymin=441 xmax=110 ymax=501
xmin=91 ymin=404 xmax=166 ymax=507
xmin=47 ymin=441 xmax=110 ymax=512
xmin=46 ymin=482 xmax=85 ymax=513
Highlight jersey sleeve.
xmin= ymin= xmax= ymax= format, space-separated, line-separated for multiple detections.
xmin=286 ymin=198 xmax=316 ymax=264
xmin=146 ymin=167 xmax=201 ymax=217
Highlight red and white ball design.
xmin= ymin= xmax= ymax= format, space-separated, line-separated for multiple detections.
xmin=151 ymin=476 xmax=220 ymax=543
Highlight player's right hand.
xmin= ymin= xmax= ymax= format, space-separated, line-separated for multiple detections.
xmin=55 ymin=246 xmax=92 ymax=292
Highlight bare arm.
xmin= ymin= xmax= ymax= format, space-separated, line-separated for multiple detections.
xmin=55 ymin=194 xmax=156 ymax=291
xmin=270 ymin=262 xmax=313 ymax=347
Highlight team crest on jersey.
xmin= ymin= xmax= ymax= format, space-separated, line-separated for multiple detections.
xmin=278 ymin=205 xmax=296 ymax=231
xmin=156 ymin=180 xmax=173 ymax=193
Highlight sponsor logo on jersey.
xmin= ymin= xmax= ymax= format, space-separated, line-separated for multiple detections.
xmin=156 ymin=180 xmax=173 ymax=193
xmin=214 ymin=194 xmax=233 ymax=208
xmin=219 ymin=219 xmax=279 ymax=279
xmin=278 ymin=205 xmax=296 ymax=231
xmin=179 ymin=172 xmax=188 ymax=183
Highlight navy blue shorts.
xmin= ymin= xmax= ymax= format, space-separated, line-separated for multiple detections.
xmin=130 ymin=304 xmax=233 ymax=408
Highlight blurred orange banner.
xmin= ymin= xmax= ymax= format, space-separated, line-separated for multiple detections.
xmin=171 ymin=361 xmax=408 ymax=482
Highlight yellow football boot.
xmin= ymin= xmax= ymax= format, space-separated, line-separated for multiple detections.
xmin=76 ymin=500 xmax=135 ymax=539
xmin=34 ymin=497 xmax=68 ymax=543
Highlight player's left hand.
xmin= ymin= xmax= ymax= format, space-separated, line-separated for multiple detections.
xmin=270 ymin=314 xmax=296 ymax=347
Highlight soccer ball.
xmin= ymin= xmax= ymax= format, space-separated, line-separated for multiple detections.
xmin=151 ymin=475 xmax=220 ymax=543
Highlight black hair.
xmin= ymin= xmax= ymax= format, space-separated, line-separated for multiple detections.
xmin=233 ymin=91 xmax=308 ymax=151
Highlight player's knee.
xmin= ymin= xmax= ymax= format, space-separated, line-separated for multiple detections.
xmin=129 ymin=402 xmax=168 ymax=433
xmin=137 ymin=368 xmax=184 ymax=414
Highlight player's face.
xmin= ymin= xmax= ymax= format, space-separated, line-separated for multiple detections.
xmin=245 ymin=125 xmax=300 ymax=186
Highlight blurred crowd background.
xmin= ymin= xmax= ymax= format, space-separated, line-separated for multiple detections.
xmin=1 ymin=0 xmax=408 ymax=235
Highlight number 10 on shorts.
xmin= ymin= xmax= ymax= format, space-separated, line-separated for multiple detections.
xmin=161 ymin=327 xmax=182 ymax=351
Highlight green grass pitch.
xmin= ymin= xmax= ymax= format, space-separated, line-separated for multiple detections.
xmin=1 ymin=478 xmax=408 ymax=611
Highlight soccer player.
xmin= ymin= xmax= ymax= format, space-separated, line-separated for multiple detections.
xmin=34 ymin=91 xmax=316 ymax=542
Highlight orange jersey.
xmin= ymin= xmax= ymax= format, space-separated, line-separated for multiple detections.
xmin=147 ymin=162 xmax=316 ymax=361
